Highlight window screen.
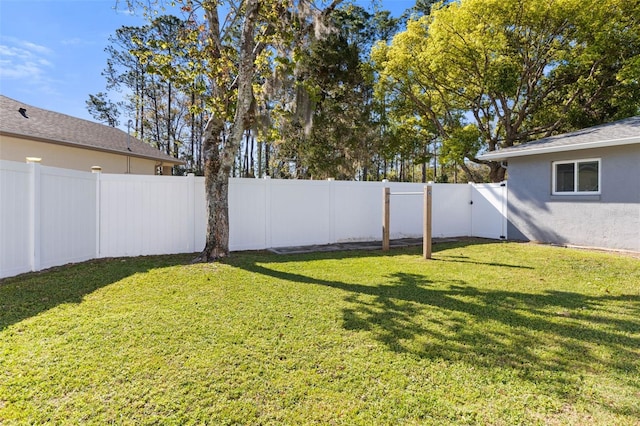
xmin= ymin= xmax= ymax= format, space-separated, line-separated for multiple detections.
xmin=553 ymin=159 xmax=600 ymax=194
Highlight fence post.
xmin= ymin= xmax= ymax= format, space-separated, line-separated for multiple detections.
xmin=500 ymin=181 xmax=508 ymax=240
xmin=92 ymin=166 xmax=102 ymax=258
xmin=382 ymin=186 xmax=390 ymax=251
xmin=26 ymin=157 xmax=41 ymax=272
xmin=187 ymin=173 xmax=195 ymax=252
xmin=328 ymin=178 xmax=335 ymax=244
xmin=424 ymin=185 xmax=432 ymax=259
xmin=264 ymin=175 xmax=272 ymax=250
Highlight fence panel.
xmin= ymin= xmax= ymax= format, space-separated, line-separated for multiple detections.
xmin=1 ymin=160 xmax=509 ymax=279
xmin=269 ymin=179 xmax=332 ymax=248
xmin=333 ymin=181 xmax=382 ymax=242
xmin=39 ymin=166 xmax=97 ymax=269
xmin=193 ymin=176 xmax=207 ymax=253
xmin=386 ymin=182 xmax=432 ymax=239
xmin=99 ymin=174 xmax=193 ymax=257
xmin=229 ymin=178 xmax=268 ymax=251
xmin=0 ymin=161 xmax=32 ymax=278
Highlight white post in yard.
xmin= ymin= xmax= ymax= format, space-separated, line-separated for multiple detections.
xmin=328 ymin=178 xmax=335 ymax=245
xmin=382 ymin=187 xmax=390 ymax=251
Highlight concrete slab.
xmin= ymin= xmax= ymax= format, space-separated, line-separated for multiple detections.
xmin=268 ymin=238 xmax=458 ymax=255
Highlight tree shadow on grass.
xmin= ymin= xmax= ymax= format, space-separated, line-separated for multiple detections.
xmin=231 ymin=243 xmax=640 ymax=413
xmin=0 ymin=254 xmax=193 ymax=331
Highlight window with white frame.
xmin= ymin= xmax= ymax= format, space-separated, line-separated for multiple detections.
xmin=552 ymin=159 xmax=601 ymax=195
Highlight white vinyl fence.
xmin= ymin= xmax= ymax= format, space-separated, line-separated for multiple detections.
xmin=1 ymin=161 xmax=97 ymax=278
xmin=0 ymin=160 xmax=507 ymax=279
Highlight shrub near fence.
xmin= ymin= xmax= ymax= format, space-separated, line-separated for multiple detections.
xmin=0 ymin=160 xmax=507 ymax=278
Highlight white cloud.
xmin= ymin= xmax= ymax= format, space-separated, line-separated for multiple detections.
xmin=19 ymin=40 xmax=54 ymax=55
xmin=0 ymin=36 xmax=57 ymax=93
xmin=61 ymin=37 xmax=97 ymax=47
xmin=60 ymin=37 xmax=83 ymax=46
xmin=0 ymin=61 xmax=43 ymax=79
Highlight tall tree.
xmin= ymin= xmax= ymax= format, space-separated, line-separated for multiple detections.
xmin=269 ymin=5 xmax=376 ymax=179
xmin=101 ymin=24 xmax=152 ymax=138
xmin=260 ymin=4 xmax=399 ymax=181
xmin=86 ymin=92 xmax=120 ymax=127
xmin=92 ymin=11 xmax=227 ymax=175
xmin=144 ymin=15 xmax=189 ymax=158
xmin=126 ymin=0 xmax=343 ymax=260
xmin=373 ymin=0 xmax=640 ymax=182
xmin=196 ymin=0 xmax=261 ymax=260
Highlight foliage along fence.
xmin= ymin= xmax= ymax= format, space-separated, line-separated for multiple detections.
xmin=0 ymin=160 xmax=507 ymax=279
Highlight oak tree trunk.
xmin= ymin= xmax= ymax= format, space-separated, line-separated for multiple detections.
xmin=488 ymin=161 xmax=506 ymax=182
xmin=195 ymin=0 xmax=260 ymax=262
xmin=194 ymin=117 xmax=228 ymax=262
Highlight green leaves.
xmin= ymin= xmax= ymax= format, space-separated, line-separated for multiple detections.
xmin=373 ymin=0 xmax=640 ymax=181
xmin=441 ymin=124 xmax=482 ymax=164
xmin=485 ymin=56 xmax=521 ymax=97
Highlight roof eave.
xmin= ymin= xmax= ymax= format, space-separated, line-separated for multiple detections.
xmin=478 ymin=136 xmax=640 ymax=161
xmin=0 ymin=130 xmax=185 ymax=165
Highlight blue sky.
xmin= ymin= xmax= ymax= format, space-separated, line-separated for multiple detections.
xmin=0 ymin=0 xmax=415 ymax=123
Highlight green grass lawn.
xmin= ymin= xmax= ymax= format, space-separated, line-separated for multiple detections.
xmin=1 ymin=241 xmax=639 ymax=425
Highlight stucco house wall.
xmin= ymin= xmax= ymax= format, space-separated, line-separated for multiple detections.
xmin=0 ymin=134 xmax=161 ymax=175
xmin=506 ymin=144 xmax=640 ymax=251
xmin=0 ymin=95 xmax=183 ymax=175
xmin=479 ymin=116 xmax=640 ymax=252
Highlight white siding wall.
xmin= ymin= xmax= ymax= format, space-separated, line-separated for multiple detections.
xmin=0 ymin=160 xmax=506 ymax=278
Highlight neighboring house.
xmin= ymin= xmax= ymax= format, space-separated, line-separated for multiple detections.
xmin=0 ymin=95 xmax=183 ymax=174
xmin=479 ymin=116 xmax=640 ymax=252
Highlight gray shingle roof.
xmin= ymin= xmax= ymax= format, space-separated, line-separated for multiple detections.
xmin=0 ymin=95 xmax=183 ymax=164
xmin=479 ymin=116 xmax=640 ymax=161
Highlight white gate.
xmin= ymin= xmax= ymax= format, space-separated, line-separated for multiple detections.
xmin=471 ymin=182 xmax=508 ymax=240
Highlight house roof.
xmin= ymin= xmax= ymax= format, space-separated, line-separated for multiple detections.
xmin=478 ymin=116 xmax=640 ymax=161
xmin=0 ymin=95 xmax=184 ymax=165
